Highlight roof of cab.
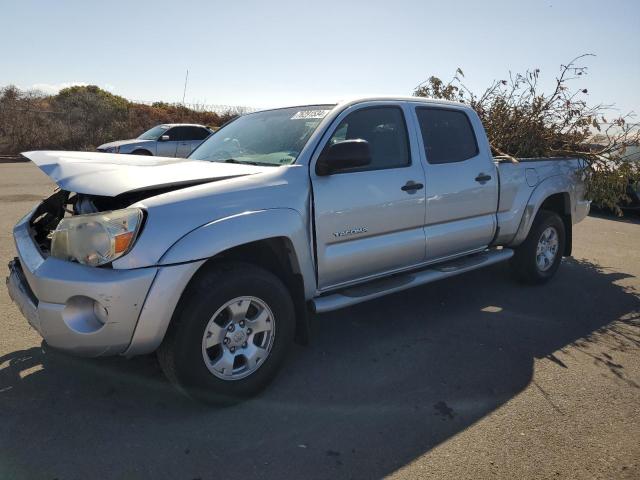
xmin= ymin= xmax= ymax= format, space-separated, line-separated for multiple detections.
xmin=252 ymin=96 xmax=469 ymax=114
xmin=337 ymin=95 xmax=466 ymax=107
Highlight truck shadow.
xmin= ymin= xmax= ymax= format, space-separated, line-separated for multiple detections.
xmin=0 ymin=258 xmax=638 ymax=479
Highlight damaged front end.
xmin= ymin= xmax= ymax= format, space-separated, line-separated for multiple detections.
xmin=8 ymin=197 xmax=161 ymax=356
xmin=21 ymin=149 xmax=268 ymax=263
xmin=28 ymin=185 xmax=197 ymax=259
xmin=29 ymin=189 xmax=71 ymax=257
xmin=29 ymin=189 xmax=138 ymax=257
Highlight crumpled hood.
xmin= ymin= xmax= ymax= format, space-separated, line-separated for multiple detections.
xmin=22 ymin=150 xmax=271 ymax=197
xmin=97 ymin=138 xmax=154 ymax=149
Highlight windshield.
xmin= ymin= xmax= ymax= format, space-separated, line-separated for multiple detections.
xmin=138 ymin=125 xmax=170 ymax=140
xmin=189 ymin=105 xmax=334 ymax=166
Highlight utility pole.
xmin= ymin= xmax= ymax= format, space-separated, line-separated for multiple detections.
xmin=182 ymin=69 xmax=189 ymax=105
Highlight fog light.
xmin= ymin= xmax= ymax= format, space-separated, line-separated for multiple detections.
xmin=62 ymin=296 xmax=108 ymax=334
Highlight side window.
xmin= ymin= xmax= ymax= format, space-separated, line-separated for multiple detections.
xmin=329 ymin=123 xmax=348 ymax=145
xmin=416 ymin=108 xmax=478 ymax=164
xmin=163 ymin=127 xmax=182 ymax=141
xmin=186 ymin=127 xmax=211 ymax=140
xmin=197 ymin=127 xmax=212 ymax=140
xmin=162 ymin=127 xmax=178 ymax=142
xmin=176 ymin=127 xmax=194 ymax=141
xmin=326 ymin=107 xmax=410 ymax=171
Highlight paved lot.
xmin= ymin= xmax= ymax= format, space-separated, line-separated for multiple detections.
xmin=0 ymin=163 xmax=639 ymax=480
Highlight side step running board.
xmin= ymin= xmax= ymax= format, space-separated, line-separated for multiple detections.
xmin=312 ymin=248 xmax=514 ymax=314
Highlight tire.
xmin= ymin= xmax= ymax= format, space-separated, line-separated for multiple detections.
xmin=131 ymin=149 xmax=152 ymax=156
xmin=510 ymin=209 xmax=566 ymax=285
xmin=157 ymin=262 xmax=295 ymax=405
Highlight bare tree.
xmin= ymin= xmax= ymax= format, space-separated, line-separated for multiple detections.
xmin=414 ymin=55 xmax=640 ymax=213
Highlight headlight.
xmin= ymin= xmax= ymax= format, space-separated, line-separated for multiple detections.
xmin=51 ymin=208 xmax=143 ymax=266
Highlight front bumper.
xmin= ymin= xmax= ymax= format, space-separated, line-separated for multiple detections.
xmin=6 ymin=259 xmax=39 ymax=331
xmin=6 ymin=209 xmax=158 ymax=357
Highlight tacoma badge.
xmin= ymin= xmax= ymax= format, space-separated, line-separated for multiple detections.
xmin=333 ymin=227 xmax=368 ymax=238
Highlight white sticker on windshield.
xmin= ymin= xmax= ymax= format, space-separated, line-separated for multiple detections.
xmin=291 ymin=109 xmax=330 ymax=120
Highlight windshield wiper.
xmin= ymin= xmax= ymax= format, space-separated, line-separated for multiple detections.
xmin=222 ymin=158 xmax=277 ymax=167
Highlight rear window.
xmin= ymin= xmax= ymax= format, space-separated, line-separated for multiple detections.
xmin=416 ymin=108 xmax=478 ymax=164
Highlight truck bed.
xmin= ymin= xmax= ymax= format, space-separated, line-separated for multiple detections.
xmin=493 ymin=157 xmax=588 ymax=247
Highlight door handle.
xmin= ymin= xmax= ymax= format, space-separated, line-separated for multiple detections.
xmin=475 ymin=173 xmax=492 ymax=183
xmin=401 ymin=181 xmax=424 ymax=193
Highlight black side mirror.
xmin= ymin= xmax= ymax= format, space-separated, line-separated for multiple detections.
xmin=316 ymin=139 xmax=372 ymax=176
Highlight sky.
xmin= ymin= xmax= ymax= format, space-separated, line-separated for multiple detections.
xmin=1 ymin=0 xmax=639 ymax=114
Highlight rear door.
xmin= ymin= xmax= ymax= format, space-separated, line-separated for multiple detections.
xmin=171 ymin=127 xmax=192 ymax=158
xmin=413 ymin=105 xmax=498 ymax=261
xmin=177 ymin=127 xmax=211 ymax=157
xmin=311 ymin=103 xmax=427 ymax=290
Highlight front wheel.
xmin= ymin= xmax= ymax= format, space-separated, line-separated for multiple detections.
xmin=510 ymin=210 xmax=566 ymax=284
xmin=157 ymin=263 xmax=295 ymax=405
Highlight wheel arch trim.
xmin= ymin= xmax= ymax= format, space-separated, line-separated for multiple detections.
xmin=124 ymin=260 xmax=205 ymax=356
xmin=130 ymin=148 xmax=153 ymax=155
xmin=510 ymin=175 xmax=573 ymax=248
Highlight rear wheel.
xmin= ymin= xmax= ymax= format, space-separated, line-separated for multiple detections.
xmin=157 ymin=263 xmax=295 ymax=405
xmin=510 ymin=210 xmax=566 ymax=284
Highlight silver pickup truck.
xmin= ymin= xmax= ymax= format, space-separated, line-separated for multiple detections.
xmin=6 ymin=97 xmax=590 ymax=404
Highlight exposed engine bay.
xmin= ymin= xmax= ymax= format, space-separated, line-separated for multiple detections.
xmin=29 ymin=183 xmax=206 ymax=256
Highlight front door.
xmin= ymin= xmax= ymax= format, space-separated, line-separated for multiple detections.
xmin=312 ymin=104 xmax=427 ymax=290
xmin=413 ymin=106 xmax=499 ymax=261
xmin=156 ymin=127 xmax=180 ymax=157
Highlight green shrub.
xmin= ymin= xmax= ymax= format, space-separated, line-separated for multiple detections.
xmin=0 ymin=85 xmax=238 ymax=154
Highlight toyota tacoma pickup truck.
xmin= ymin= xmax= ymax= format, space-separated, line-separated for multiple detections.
xmin=6 ymin=97 xmax=590 ymax=404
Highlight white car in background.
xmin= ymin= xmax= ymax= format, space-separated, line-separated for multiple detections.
xmin=97 ymin=123 xmax=214 ymax=157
